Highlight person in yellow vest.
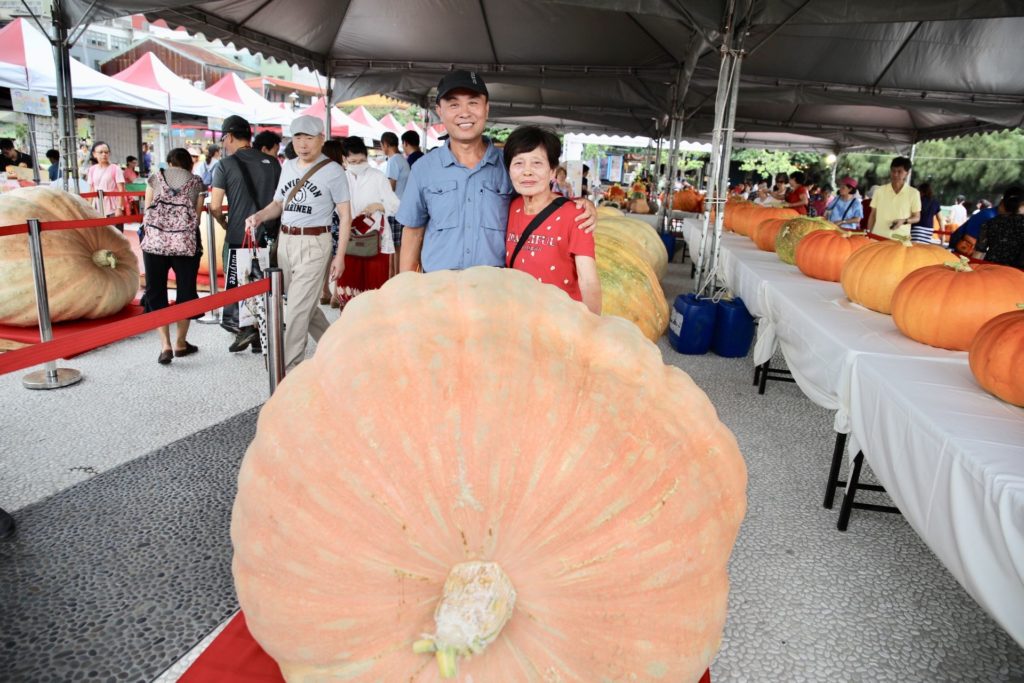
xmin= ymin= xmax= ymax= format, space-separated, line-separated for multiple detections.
xmin=867 ymin=156 xmax=921 ymax=239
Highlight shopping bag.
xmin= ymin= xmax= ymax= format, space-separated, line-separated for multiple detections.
xmin=231 ymin=246 xmax=270 ymax=329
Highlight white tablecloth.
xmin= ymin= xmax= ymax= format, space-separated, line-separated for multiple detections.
xmin=848 ymin=355 xmax=1024 ymax=646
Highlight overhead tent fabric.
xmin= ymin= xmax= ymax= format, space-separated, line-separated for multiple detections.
xmin=0 ymin=18 xmax=166 ymax=110
xmin=205 ymin=73 xmax=295 ymax=125
xmin=61 ymin=1 xmax=1024 ymax=146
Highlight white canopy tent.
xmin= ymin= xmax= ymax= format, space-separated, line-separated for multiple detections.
xmin=205 ymin=73 xmax=295 ymax=126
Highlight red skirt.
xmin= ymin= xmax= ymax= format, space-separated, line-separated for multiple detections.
xmin=336 ymin=252 xmax=389 ymax=307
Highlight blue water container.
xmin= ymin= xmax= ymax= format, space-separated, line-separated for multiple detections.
xmin=711 ymin=297 xmax=755 ymax=358
xmin=661 ymin=232 xmax=677 ymax=261
xmin=668 ymin=294 xmax=717 ymax=354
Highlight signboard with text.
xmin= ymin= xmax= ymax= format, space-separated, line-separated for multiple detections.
xmin=11 ymin=89 xmax=51 ymax=117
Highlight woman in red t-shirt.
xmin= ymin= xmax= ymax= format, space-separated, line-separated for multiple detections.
xmin=503 ymin=126 xmax=601 ymax=314
xmin=784 ymin=170 xmax=810 ymax=215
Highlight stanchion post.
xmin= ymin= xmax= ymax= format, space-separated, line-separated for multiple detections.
xmin=22 ymin=218 xmax=82 ymax=390
xmin=197 ymin=196 xmax=220 ymax=324
xmin=265 ymin=267 xmax=285 ymax=395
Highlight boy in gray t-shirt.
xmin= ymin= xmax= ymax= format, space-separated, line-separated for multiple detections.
xmin=246 ymin=115 xmax=353 ymax=372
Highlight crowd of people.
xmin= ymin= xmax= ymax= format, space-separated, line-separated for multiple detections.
xmin=126 ymin=70 xmax=601 ymax=369
xmin=729 ymin=156 xmax=1024 ymax=268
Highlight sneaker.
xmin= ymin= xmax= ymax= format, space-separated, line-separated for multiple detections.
xmin=229 ymin=328 xmax=258 ymax=353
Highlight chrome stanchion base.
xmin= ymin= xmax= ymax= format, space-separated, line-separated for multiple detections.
xmin=196 ymin=311 xmax=221 ymax=325
xmin=22 ymin=367 xmax=83 ymax=390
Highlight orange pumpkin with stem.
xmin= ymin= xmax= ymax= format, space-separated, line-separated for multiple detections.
xmin=840 ymin=239 xmax=952 ymax=314
xmin=969 ymin=304 xmax=1024 ymax=406
xmin=232 ymin=267 xmax=747 ymax=682
xmin=753 ymin=218 xmax=790 ymax=252
xmin=891 ymin=258 xmax=1024 ymax=350
xmin=795 ymin=230 xmax=872 ymax=282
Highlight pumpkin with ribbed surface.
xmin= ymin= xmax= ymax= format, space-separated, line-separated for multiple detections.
xmin=197 ymin=211 xmax=225 ymax=276
xmin=0 ymin=187 xmax=139 ymax=326
xmin=775 ymin=217 xmax=836 ymax=265
xmin=752 ymin=218 xmax=790 ymax=252
xmin=795 ymin=230 xmax=872 ymax=282
xmin=232 ymin=267 xmax=747 ymax=682
xmin=596 ymin=232 xmax=670 ymax=341
xmin=840 ymin=239 xmax=952 ymax=314
xmin=598 ymin=216 xmax=668 ymax=280
xmin=891 ymin=259 xmax=1024 ymax=351
xmin=969 ymin=305 xmax=1024 ymax=406
xmin=596 ymin=205 xmax=624 ymax=218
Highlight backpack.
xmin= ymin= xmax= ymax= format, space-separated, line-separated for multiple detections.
xmin=141 ymin=171 xmax=200 ymax=257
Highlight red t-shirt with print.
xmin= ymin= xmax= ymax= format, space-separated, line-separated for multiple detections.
xmin=785 ymin=185 xmax=809 ymax=215
xmin=505 ymin=196 xmax=595 ymax=302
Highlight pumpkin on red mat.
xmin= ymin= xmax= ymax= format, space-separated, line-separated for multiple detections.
xmin=969 ymin=305 xmax=1024 ymax=406
xmin=891 ymin=258 xmax=1024 ymax=351
xmin=232 ymin=267 xmax=746 ymax=682
xmin=795 ymin=230 xmax=872 ymax=282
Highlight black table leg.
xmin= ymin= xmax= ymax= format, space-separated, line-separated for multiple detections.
xmin=837 ymin=451 xmax=864 ymax=531
xmin=824 ymin=432 xmax=847 ymax=509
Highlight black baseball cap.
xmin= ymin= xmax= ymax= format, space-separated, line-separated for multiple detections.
xmin=436 ymin=70 xmax=488 ymax=103
xmin=221 ymin=115 xmax=252 ymax=137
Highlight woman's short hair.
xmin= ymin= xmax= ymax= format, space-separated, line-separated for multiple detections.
xmin=790 ymin=171 xmax=806 ymax=185
xmin=167 ymin=147 xmax=193 ymax=171
xmin=555 ymin=166 xmax=567 ymax=178
xmin=253 ymin=130 xmax=282 ymax=152
xmin=503 ymin=126 xmax=561 ymax=169
xmin=775 ymin=172 xmax=789 ymax=183
xmin=321 ymin=139 xmax=344 ymax=165
xmin=918 ymin=182 xmax=933 ymax=199
xmin=340 ymin=136 xmax=368 ymax=158
xmin=1001 ymin=185 xmax=1022 ymax=214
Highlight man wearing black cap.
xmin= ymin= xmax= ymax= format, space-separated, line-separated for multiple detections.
xmin=210 ymin=114 xmax=282 ymax=351
xmin=397 ymin=70 xmax=595 ymax=273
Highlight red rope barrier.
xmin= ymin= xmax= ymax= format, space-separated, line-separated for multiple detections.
xmin=0 ymin=279 xmax=270 ymax=376
xmin=0 ymin=213 xmax=146 ymax=236
xmin=80 ymin=191 xmax=146 ymax=199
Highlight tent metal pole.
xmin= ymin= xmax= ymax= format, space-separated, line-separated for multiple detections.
xmin=831 ymin=150 xmax=840 ymax=189
xmin=908 ymin=142 xmax=917 ymax=183
xmin=324 ymin=63 xmax=332 ymax=140
xmin=707 ymin=51 xmax=743 ymax=296
xmin=653 ymin=123 xmax=663 ymax=192
xmin=164 ymin=105 xmax=173 ymax=164
xmin=49 ymin=0 xmax=77 ymax=193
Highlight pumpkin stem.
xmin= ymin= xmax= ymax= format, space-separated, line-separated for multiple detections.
xmin=943 ymin=255 xmax=973 ymax=272
xmin=92 ymin=250 xmax=118 ymax=269
xmin=414 ymin=561 xmax=516 ymax=679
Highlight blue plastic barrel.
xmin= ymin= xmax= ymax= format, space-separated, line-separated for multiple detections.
xmin=711 ymin=297 xmax=755 ymax=358
xmin=668 ymin=294 xmax=717 ymax=355
xmin=661 ymin=232 xmax=677 ymax=261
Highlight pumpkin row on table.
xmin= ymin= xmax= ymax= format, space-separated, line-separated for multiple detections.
xmin=723 ymin=201 xmax=799 ymax=238
xmin=0 ymin=187 xmax=139 ymax=327
xmin=232 ymin=267 xmax=747 ymax=682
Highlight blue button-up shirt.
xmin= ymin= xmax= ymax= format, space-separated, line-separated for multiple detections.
xmin=396 ymin=138 xmax=513 ymax=272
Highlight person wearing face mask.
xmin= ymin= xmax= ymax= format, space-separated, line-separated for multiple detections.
xmin=332 ymin=136 xmax=400 ymax=308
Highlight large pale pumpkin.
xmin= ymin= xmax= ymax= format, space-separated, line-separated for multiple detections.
xmin=596 ymin=205 xmax=624 ymax=218
xmin=197 ymin=210 xmax=225 ymax=276
xmin=774 ymin=217 xmax=836 ymax=265
xmin=232 ymin=267 xmax=747 ymax=682
xmin=969 ymin=305 xmax=1024 ymax=406
xmin=0 ymin=187 xmax=139 ymax=326
xmin=794 ymin=230 xmax=872 ymax=282
xmin=598 ymin=216 xmax=669 ymax=280
xmin=596 ymin=232 xmax=670 ymax=341
xmin=840 ymin=239 xmax=952 ymax=314
xmin=891 ymin=259 xmax=1024 ymax=351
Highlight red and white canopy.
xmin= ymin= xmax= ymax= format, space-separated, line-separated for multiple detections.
xmin=205 ymin=73 xmax=295 ymax=125
xmin=347 ymin=105 xmax=387 ymax=140
xmin=111 ymin=52 xmax=238 ymax=119
xmin=301 ymin=97 xmax=350 ymax=137
xmin=378 ymin=112 xmax=403 ymax=135
xmin=0 ymin=19 xmax=166 ymax=110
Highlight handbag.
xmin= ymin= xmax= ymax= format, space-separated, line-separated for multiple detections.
xmin=232 ymin=229 xmax=270 ymax=330
xmin=346 ymin=213 xmax=383 ymax=258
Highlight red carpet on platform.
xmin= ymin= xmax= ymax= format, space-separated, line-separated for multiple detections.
xmin=0 ymin=303 xmax=146 ymax=352
xmin=179 ymin=612 xmax=712 ymax=683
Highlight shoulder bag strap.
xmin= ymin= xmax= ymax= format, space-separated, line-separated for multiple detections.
xmin=232 ymin=154 xmax=261 ymax=206
xmin=283 ymin=158 xmax=332 ymax=208
xmin=509 ymin=196 xmax=570 ymax=267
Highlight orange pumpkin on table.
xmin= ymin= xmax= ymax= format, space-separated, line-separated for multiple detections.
xmin=795 ymin=230 xmax=872 ymax=282
xmin=892 ymin=258 xmax=1024 ymax=351
xmin=753 ymin=217 xmax=791 ymax=252
xmin=232 ymin=267 xmax=747 ymax=682
xmin=672 ymin=188 xmax=705 ymax=213
xmin=969 ymin=304 xmax=1024 ymax=406
xmin=840 ymin=239 xmax=952 ymax=314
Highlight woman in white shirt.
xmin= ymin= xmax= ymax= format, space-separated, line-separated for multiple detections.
xmin=333 ymin=136 xmax=400 ymax=308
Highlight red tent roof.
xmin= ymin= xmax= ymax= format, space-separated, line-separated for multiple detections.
xmin=302 ymin=97 xmax=349 ymax=137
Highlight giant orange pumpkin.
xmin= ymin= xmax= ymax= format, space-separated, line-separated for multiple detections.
xmin=599 ymin=216 xmax=669 ymax=280
xmin=672 ymin=188 xmax=705 ymax=213
xmin=969 ymin=305 xmax=1024 ymax=406
xmin=232 ymin=267 xmax=748 ymax=682
xmin=891 ymin=259 xmax=1024 ymax=350
xmin=0 ymin=187 xmax=140 ymax=326
xmin=774 ymin=216 xmax=836 ymax=265
xmin=840 ymin=239 xmax=953 ymax=314
xmin=596 ymin=232 xmax=670 ymax=341
xmin=794 ymin=230 xmax=872 ymax=282
xmin=752 ymin=218 xmax=790 ymax=252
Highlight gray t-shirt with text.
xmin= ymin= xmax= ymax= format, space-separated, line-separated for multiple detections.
xmin=212 ymin=148 xmax=281 ymax=244
xmin=274 ymin=155 xmax=349 ymax=227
